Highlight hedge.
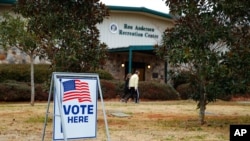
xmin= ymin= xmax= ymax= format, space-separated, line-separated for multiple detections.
xmin=0 ymin=80 xmax=48 ymax=102
xmin=0 ymin=80 xmax=180 ymax=102
xmin=0 ymin=64 xmax=51 ymax=83
xmin=0 ymin=64 xmax=113 ymax=83
xmin=0 ymin=64 xmax=179 ymax=101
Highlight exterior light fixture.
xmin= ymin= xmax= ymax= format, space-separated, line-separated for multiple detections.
xmin=147 ymin=65 xmax=151 ymax=69
xmin=121 ymin=63 xmax=125 ymax=67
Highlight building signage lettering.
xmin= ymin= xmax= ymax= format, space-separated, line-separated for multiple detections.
xmin=117 ymin=23 xmax=159 ymax=39
xmin=63 ymin=104 xmax=94 ymax=123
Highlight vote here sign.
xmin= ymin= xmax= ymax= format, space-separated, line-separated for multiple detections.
xmin=53 ymin=76 xmax=97 ymax=140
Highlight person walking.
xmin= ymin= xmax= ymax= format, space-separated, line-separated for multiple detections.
xmin=128 ymin=70 xmax=140 ymax=103
xmin=120 ymin=73 xmax=131 ymax=102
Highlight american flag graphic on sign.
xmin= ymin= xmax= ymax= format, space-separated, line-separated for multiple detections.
xmin=62 ymin=80 xmax=92 ymax=102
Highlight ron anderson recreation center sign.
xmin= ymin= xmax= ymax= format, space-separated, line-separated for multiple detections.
xmin=110 ymin=23 xmax=160 ymax=39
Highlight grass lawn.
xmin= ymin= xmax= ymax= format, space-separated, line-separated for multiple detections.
xmin=0 ymin=100 xmax=249 ymax=141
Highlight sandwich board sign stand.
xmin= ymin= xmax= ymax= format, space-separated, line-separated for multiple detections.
xmin=42 ymin=72 xmax=110 ymax=141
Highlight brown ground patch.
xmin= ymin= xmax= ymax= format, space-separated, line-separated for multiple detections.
xmin=0 ymin=100 xmax=250 ymax=141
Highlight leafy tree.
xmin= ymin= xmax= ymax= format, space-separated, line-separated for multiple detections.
xmin=15 ymin=0 xmax=109 ymax=72
xmin=156 ymin=0 xmax=250 ymax=124
xmin=0 ymin=13 xmax=44 ymax=106
xmin=217 ymin=0 xmax=250 ymax=95
xmin=0 ymin=0 xmax=109 ymax=105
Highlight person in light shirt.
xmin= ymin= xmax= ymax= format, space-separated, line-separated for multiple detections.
xmin=128 ymin=70 xmax=140 ymax=103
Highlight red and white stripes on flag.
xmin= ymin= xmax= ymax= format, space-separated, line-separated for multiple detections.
xmin=62 ymin=80 xmax=92 ymax=102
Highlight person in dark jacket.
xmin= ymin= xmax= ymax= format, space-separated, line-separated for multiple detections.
xmin=120 ymin=73 xmax=131 ymax=102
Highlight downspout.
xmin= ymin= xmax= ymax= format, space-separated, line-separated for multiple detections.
xmin=165 ymin=61 xmax=168 ymax=83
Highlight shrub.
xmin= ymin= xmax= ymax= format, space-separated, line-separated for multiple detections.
xmin=0 ymin=80 xmax=48 ymax=102
xmin=0 ymin=64 xmax=30 ymax=82
xmin=171 ymin=71 xmax=190 ymax=89
xmin=0 ymin=80 xmax=180 ymax=102
xmin=0 ymin=64 xmax=180 ymax=101
xmin=0 ymin=80 xmax=30 ymax=101
xmin=0 ymin=64 xmax=51 ymax=83
xmin=35 ymin=83 xmax=50 ymax=101
xmin=91 ymin=69 xmax=114 ymax=80
xmin=175 ymin=83 xmax=240 ymax=101
xmin=100 ymin=80 xmax=180 ymax=100
xmin=100 ymin=80 xmax=117 ymax=99
xmin=176 ymin=83 xmax=192 ymax=100
xmin=139 ymin=82 xmax=180 ymax=100
xmin=114 ymin=80 xmax=125 ymax=97
xmin=0 ymin=65 xmax=114 ymax=85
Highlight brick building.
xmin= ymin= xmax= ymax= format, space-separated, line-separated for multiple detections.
xmin=0 ymin=1 xmax=174 ymax=83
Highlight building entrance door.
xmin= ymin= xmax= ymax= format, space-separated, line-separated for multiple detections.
xmin=125 ymin=62 xmax=145 ymax=81
xmin=135 ymin=68 xmax=144 ymax=81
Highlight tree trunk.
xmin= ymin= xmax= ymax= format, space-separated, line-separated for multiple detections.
xmin=30 ymin=52 xmax=35 ymax=106
xmin=199 ymin=92 xmax=206 ymax=125
xmin=198 ymin=64 xmax=207 ymax=125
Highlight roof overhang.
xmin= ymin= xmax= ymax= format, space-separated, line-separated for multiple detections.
xmin=0 ymin=0 xmax=16 ymax=4
xmin=109 ymin=45 xmax=155 ymax=54
xmin=108 ymin=5 xmax=173 ymax=20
